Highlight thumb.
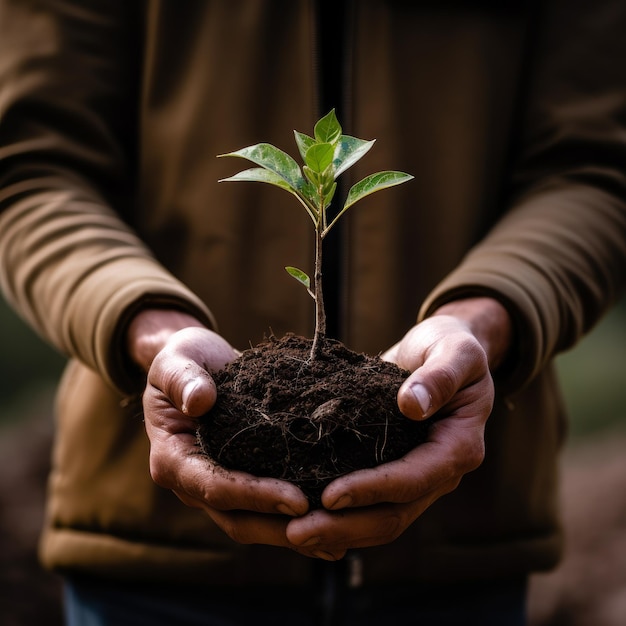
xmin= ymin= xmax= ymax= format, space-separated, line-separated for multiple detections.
xmin=396 ymin=334 xmax=487 ymax=421
xmin=147 ymin=327 xmax=238 ymax=417
xmin=383 ymin=340 xmax=433 ymax=419
xmin=180 ymin=370 xmax=218 ymax=416
xmin=148 ymin=351 xmax=218 ymax=417
xmin=397 ymin=374 xmax=433 ymax=421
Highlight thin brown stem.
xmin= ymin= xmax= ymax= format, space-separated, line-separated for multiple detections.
xmin=310 ymin=224 xmax=326 ymax=359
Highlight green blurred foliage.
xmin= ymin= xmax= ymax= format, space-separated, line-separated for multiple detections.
xmin=556 ymin=296 xmax=626 ymax=438
xmin=0 ymin=296 xmax=65 ymax=426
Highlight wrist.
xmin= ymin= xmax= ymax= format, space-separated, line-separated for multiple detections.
xmin=432 ymin=297 xmax=513 ymax=371
xmin=126 ymin=308 xmax=207 ymax=373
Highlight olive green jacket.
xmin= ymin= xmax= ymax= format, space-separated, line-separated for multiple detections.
xmin=1 ymin=0 xmax=625 ymax=586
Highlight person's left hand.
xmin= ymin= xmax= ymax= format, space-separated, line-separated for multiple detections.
xmin=285 ymin=297 xmax=511 ymax=560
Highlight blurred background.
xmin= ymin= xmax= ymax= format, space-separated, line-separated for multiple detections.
xmin=0 ymin=294 xmax=624 ymax=626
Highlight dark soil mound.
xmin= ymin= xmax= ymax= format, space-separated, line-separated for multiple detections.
xmin=197 ymin=334 xmax=431 ymax=507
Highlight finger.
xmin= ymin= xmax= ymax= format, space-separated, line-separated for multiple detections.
xmin=321 ymin=416 xmax=485 ymax=510
xmin=189 ymin=503 xmax=292 ymax=547
xmin=145 ymin=406 xmax=309 ymax=516
xmin=380 ymin=341 xmax=400 ymax=363
xmin=287 ymin=483 xmax=457 ymax=551
xmin=204 ymin=508 xmax=345 ymax=559
xmin=397 ymin=335 xmax=488 ymax=420
xmin=165 ymin=327 xmax=238 ymax=373
xmin=287 ymin=506 xmax=406 ymax=550
xmin=174 ymin=494 xmax=331 ymax=555
xmin=148 ymin=352 xmax=217 ymax=417
xmin=179 ymin=456 xmax=310 ymax=515
xmin=148 ymin=327 xmax=238 ymax=416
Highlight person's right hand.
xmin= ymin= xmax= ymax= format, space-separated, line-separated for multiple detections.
xmin=127 ymin=309 xmax=312 ymax=552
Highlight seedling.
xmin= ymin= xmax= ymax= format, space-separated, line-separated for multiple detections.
xmin=219 ymin=109 xmax=413 ymax=359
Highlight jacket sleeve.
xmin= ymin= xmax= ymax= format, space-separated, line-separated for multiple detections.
xmin=420 ymin=0 xmax=626 ymax=394
xmin=0 ymin=0 xmax=215 ymax=394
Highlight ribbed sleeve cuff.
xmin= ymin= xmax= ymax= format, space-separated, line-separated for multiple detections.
xmin=62 ymin=257 xmax=216 ymax=395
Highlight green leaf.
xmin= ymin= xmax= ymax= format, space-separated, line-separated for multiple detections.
xmin=314 ymin=109 xmax=342 ymax=145
xmin=301 ymin=181 xmax=322 ymax=217
xmin=285 ymin=266 xmax=311 ymax=289
xmin=219 ymin=143 xmax=305 ymax=191
xmin=303 ymin=165 xmax=320 ymax=186
xmin=305 ymin=142 xmax=334 ymax=175
xmin=219 ymin=167 xmax=293 ymax=191
xmin=333 ymin=136 xmax=376 ymax=178
xmin=323 ymin=181 xmax=337 ymax=207
xmin=220 ymin=167 xmax=319 ymax=226
xmin=342 ymin=171 xmax=414 ymax=212
xmin=322 ymin=170 xmax=414 ymax=238
xmin=294 ymin=131 xmax=315 ymax=161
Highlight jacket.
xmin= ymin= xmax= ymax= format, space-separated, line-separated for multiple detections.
xmin=1 ymin=0 xmax=625 ymax=586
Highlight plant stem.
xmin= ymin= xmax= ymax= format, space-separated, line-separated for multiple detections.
xmin=310 ymin=224 xmax=326 ymax=360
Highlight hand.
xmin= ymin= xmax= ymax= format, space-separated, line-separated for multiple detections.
xmin=285 ymin=297 xmax=512 ymax=559
xmin=127 ymin=309 xmax=310 ymax=551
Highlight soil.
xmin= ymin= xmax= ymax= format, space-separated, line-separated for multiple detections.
xmin=197 ymin=333 xmax=432 ymax=507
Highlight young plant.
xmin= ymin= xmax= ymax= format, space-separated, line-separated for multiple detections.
xmin=219 ymin=109 xmax=413 ymax=359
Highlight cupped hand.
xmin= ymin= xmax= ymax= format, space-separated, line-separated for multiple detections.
xmin=285 ymin=297 xmax=511 ymax=559
xmin=128 ymin=310 xmax=314 ymax=554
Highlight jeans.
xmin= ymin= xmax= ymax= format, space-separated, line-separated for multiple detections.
xmin=64 ymin=561 xmax=527 ymax=626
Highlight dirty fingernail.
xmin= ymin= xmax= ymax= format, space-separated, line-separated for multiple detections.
xmin=181 ymin=380 xmax=201 ymax=414
xmin=276 ymin=503 xmax=298 ymax=517
xmin=410 ymin=383 xmax=432 ymax=417
xmin=300 ymin=536 xmax=321 ymax=547
xmin=328 ymin=494 xmax=352 ymax=510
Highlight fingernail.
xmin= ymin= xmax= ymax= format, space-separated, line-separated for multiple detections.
xmin=181 ymin=380 xmax=201 ymax=414
xmin=410 ymin=383 xmax=432 ymax=417
xmin=300 ymin=536 xmax=321 ymax=547
xmin=328 ymin=494 xmax=352 ymax=510
xmin=313 ymin=550 xmax=338 ymax=561
xmin=276 ymin=503 xmax=298 ymax=517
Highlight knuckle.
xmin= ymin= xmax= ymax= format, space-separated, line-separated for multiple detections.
xmin=149 ymin=452 xmax=171 ymax=488
xmin=218 ymin=514 xmax=259 ymax=546
xmin=457 ymin=437 xmax=485 ymax=474
xmin=222 ymin=523 xmax=245 ymax=544
xmin=426 ymin=336 xmax=490 ymax=407
xmin=430 ymin=363 xmax=461 ymax=401
xmin=387 ymin=518 xmax=406 ymax=543
xmin=149 ymin=445 xmax=192 ymax=492
xmin=374 ymin=514 xmax=404 ymax=544
xmin=438 ymin=477 xmax=463 ymax=498
xmin=149 ymin=352 xmax=182 ymax=393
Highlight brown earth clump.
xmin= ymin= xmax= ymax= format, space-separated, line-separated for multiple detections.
xmin=197 ymin=334 xmax=432 ymax=507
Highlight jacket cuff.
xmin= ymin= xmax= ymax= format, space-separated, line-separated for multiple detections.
xmin=66 ymin=257 xmax=216 ymax=395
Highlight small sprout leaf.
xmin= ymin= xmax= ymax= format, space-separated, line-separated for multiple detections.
xmin=305 ymin=142 xmax=335 ymax=175
xmin=301 ymin=180 xmax=322 ymax=212
xmin=286 ymin=266 xmax=312 ymax=292
xmin=303 ymin=165 xmax=321 ymax=186
xmin=219 ymin=143 xmax=304 ymax=191
xmin=294 ymin=131 xmax=315 ymax=161
xmin=323 ymin=181 xmax=337 ymax=207
xmin=314 ymin=109 xmax=342 ymax=145
xmin=333 ymin=136 xmax=376 ymax=178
